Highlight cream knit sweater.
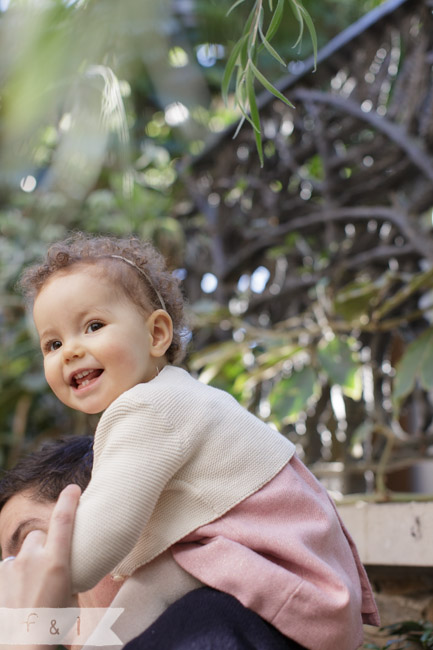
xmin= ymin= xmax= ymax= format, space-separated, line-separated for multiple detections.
xmin=70 ymin=366 xmax=295 ymax=593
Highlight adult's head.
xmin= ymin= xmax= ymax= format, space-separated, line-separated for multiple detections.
xmin=0 ymin=436 xmax=119 ymax=606
xmin=0 ymin=435 xmax=93 ymax=513
xmin=19 ymin=232 xmax=188 ymax=365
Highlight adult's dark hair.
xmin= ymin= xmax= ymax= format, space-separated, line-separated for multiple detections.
xmin=0 ymin=436 xmax=93 ymax=511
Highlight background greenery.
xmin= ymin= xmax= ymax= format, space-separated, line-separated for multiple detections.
xmin=2 ymin=0 xmax=418 ymax=499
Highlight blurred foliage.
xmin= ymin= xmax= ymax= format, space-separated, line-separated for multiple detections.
xmin=365 ymin=620 xmax=433 ymax=649
xmin=177 ymin=0 xmax=433 ymax=500
xmin=4 ymin=0 xmax=426 ymax=504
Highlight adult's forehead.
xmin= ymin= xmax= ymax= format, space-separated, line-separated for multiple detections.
xmin=0 ymin=490 xmax=54 ymax=556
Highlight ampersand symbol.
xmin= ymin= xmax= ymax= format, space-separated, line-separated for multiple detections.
xmin=50 ymin=620 xmax=60 ymax=635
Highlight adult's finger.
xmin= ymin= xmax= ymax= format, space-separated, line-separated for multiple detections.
xmin=44 ymin=484 xmax=81 ymax=561
xmin=18 ymin=529 xmax=47 ymax=555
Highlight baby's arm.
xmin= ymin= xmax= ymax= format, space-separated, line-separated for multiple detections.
xmin=69 ymin=396 xmax=183 ymax=593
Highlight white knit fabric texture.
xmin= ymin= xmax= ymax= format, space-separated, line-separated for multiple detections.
xmin=70 ymin=366 xmax=295 ymax=593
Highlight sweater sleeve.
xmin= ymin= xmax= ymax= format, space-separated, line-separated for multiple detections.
xmin=69 ymin=393 xmax=184 ymax=594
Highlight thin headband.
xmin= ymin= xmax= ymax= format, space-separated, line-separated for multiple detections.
xmin=108 ymin=254 xmax=167 ymax=311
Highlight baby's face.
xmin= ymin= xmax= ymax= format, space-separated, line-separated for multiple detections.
xmin=33 ymin=268 xmax=161 ymax=414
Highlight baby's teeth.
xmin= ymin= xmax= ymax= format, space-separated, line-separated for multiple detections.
xmin=76 ymin=370 xmax=90 ymax=379
xmin=81 ymin=379 xmax=90 ymax=387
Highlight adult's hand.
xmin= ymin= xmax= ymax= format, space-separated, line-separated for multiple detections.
xmin=0 ymin=483 xmax=81 ymax=609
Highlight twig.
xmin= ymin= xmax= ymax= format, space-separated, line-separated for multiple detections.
xmin=292 ymin=88 xmax=433 ymax=184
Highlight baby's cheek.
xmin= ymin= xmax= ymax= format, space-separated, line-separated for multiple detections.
xmin=44 ymin=361 xmax=58 ymax=386
xmin=115 ymin=348 xmax=141 ymax=370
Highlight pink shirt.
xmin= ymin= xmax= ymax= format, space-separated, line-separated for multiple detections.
xmin=172 ymin=455 xmax=379 ymax=650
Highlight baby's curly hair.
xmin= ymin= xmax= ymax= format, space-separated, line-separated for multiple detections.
xmin=19 ymin=232 xmax=188 ymax=364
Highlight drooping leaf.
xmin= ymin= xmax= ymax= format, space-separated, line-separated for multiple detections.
xmin=265 ymin=0 xmax=285 ymax=43
xmin=259 ymin=23 xmax=286 ymax=67
xmin=318 ymin=337 xmax=362 ymax=400
xmin=246 ymin=3 xmax=263 ymax=60
xmin=222 ymin=34 xmax=248 ymax=105
xmin=226 ymin=0 xmax=247 ymax=17
xmin=250 ymin=61 xmax=294 ymax=107
xmin=288 ymin=0 xmax=305 ymax=50
xmin=246 ymin=65 xmax=264 ymax=165
xmin=240 ymin=30 xmax=250 ymax=69
xmin=232 ymin=115 xmax=247 ymax=139
xmin=298 ymin=4 xmax=318 ymax=67
xmin=269 ymin=366 xmax=320 ymax=424
xmin=222 ymin=0 xmax=317 ymax=164
xmin=235 ymin=70 xmax=260 ymax=134
xmin=288 ymin=0 xmax=317 ymax=68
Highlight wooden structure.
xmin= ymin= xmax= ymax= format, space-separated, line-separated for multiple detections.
xmin=180 ymin=0 xmax=433 ymax=492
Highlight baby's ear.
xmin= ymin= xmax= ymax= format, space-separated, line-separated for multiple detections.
xmin=147 ymin=310 xmax=173 ymax=357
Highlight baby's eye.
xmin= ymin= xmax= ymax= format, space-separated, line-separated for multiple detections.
xmin=86 ymin=321 xmax=104 ymax=333
xmin=46 ymin=340 xmax=62 ymax=352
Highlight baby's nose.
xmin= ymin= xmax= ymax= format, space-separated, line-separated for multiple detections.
xmin=62 ymin=341 xmax=85 ymax=362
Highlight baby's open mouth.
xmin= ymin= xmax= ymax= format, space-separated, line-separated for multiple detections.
xmin=72 ymin=369 xmax=103 ymax=388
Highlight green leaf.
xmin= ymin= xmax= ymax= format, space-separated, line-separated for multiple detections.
xmin=222 ymin=34 xmax=248 ymax=105
xmin=241 ymin=4 xmax=258 ymax=46
xmin=269 ymin=366 xmax=320 ymax=424
xmin=300 ymin=6 xmax=318 ymax=68
xmin=224 ymin=0 xmax=316 ymax=165
xmin=240 ymin=34 xmax=250 ymax=69
xmin=232 ymin=115 xmax=246 ymax=139
xmin=288 ymin=0 xmax=305 ymax=49
xmin=265 ymin=0 xmax=285 ymax=43
xmin=190 ymin=340 xmax=243 ymax=371
xmin=226 ymin=0 xmax=247 ymax=17
xmin=250 ymin=61 xmax=294 ymax=107
xmin=393 ymin=327 xmax=433 ymax=406
xmin=288 ymin=0 xmax=317 ymax=67
xmin=420 ymin=340 xmax=433 ymax=391
xmin=246 ymin=66 xmax=263 ymax=166
xmin=318 ymin=337 xmax=362 ymax=400
xmin=246 ymin=3 xmax=263 ymax=60
xmin=236 ymin=99 xmax=259 ymax=135
xmin=334 ymin=279 xmax=382 ymax=321
xmin=256 ymin=345 xmax=303 ymax=369
xmin=234 ymin=69 xmax=259 ymax=134
xmin=350 ymin=421 xmax=374 ymax=447
xmin=259 ymin=23 xmax=286 ymax=67
xmin=304 ymin=153 xmax=324 ymax=180
xmin=383 ymin=620 xmax=426 ymax=634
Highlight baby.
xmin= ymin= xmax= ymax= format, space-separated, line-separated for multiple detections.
xmin=20 ymin=233 xmax=379 ymax=650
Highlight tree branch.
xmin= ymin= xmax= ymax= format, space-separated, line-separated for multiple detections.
xmin=292 ymin=88 xmax=433 ymax=184
xmin=222 ymin=206 xmax=433 ymax=279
